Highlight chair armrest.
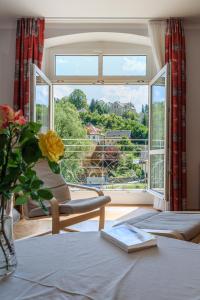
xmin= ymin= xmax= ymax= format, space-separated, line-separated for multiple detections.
xmin=50 ymin=197 xmax=59 ymax=214
xmin=65 ymin=182 xmax=104 ymax=196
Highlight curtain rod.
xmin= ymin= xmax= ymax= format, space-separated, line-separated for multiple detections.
xmin=45 ymin=17 xmax=166 ymax=24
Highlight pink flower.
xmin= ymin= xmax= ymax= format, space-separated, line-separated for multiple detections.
xmin=0 ymin=105 xmax=26 ymax=129
xmin=14 ymin=110 xmax=26 ymax=125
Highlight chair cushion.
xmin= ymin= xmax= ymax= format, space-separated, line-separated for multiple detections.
xmin=28 ymin=196 xmax=111 ymax=218
xmin=115 ymin=211 xmax=200 ymax=241
xmin=34 ymin=160 xmax=71 ymax=201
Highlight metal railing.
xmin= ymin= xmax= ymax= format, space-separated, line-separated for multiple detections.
xmin=61 ymin=137 xmax=148 ymax=190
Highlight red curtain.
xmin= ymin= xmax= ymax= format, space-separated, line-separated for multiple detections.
xmin=13 ymin=18 xmax=45 ymax=118
xmin=165 ymin=19 xmax=186 ymax=210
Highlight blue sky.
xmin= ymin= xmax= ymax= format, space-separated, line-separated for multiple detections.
xmin=103 ymin=56 xmax=146 ymax=76
xmin=152 ymin=85 xmax=165 ymax=103
xmin=36 ymin=85 xmax=49 ymax=105
xmin=56 ymin=56 xmax=98 ymax=76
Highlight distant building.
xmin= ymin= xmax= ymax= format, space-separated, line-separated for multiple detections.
xmin=106 ymin=130 xmax=131 ymax=139
xmin=108 ymin=101 xmax=136 ymax=116
xmin=85 ymin=123 xmax=104 ymax=142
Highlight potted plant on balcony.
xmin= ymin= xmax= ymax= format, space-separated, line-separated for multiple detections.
xmin=0 ymin=104 xmax=64 ymax=279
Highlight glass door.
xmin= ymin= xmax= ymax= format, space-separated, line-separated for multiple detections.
xmin=30 ymin=64 xmax=53 ymax=132
xmin=148 ymin=64 xmax=170 ymax=210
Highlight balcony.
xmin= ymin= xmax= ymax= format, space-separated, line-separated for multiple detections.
xmin=61 ymin=137 xmax=154 ymax=205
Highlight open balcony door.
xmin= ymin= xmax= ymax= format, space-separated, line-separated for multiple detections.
xmin=30 ymin=64 xmax=53 ymax=132
xmin=148 ymin=64 xmax=170 ymax=211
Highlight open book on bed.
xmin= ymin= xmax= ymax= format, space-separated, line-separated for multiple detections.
xmin=101 ymin=223 xmax=157 ymax=253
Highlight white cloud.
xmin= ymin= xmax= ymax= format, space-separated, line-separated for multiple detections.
xmin=56 ymin=57 xmax=68 ymax=64
xmin=99 ymin=85 xmax=148 ymax=112
xmin=53 ymin=85 xmax=73 ymax=99
xmin=122 ymin=57 xmax=146 ymax=75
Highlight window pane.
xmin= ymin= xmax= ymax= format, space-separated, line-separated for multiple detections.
xmin=36 ymin=74 xmax=49 ymax=132
xmin=150 ymin=154 xmax=164 ymax=194
xmin=103 ymin=56 xmax=146 ymax=76
xmin=55 ymin=56 xmax=98 ymax=76
xmin=150 ymin=73 xmax=166 ymax=150
xmin=53 ymin=84 xmax=148 ymax=189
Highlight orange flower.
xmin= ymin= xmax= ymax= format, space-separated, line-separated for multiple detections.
xmin=0 ymin=105 xmax=15 ymax=128
xmin=0 ymin=105 xmax=26 ymax=129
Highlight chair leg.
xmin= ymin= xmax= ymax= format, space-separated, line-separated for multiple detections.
xmin=99 ymin=206 xmax=105 ymax=230
xmin=52 ymin=218 xmax=60 ymax=234
xmin=51 ymin=198 xmax=60 ymax=234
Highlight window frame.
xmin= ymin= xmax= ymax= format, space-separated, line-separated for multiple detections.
xmin=45 ymin=42 xmax=153 ymax=85
xmin=30 ymin=64 xmax=54 ymax=131
xmin=148 ymin=64 xmax=170 ymax=206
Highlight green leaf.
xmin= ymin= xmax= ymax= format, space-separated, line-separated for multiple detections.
xmin=15 ymin=195 xmax=28 ymax=205
xmin=48 ymin=160 xmax=60 ymax=174
xmin=38 ymin=188 xmax=53 ymax=200
xmin=21 ymin=137 xmax=42 ymax=164
xmin=19 ymin=122 xmax=42 ymax=144
xmin=25 ymin=169 xmax=36 ymax=179
xmin=12 ymin=185 xmax=23 ymax=193
xmin=0 ymin=134 xmax=8 ymax=150
xmin=19 ymin=175 xmax=27 ymax=184
xmin=30 ymin=191 xmax=39 ymax=200
xmin=28 ymin=122 xmax=42 ymax=134
xmin=31 ymin=179 xmax=43 ymax=189
xmin=0 ymin=150 xmax=5 ymax=164
xmin=7 ymin=167 xmax=21 ymax=181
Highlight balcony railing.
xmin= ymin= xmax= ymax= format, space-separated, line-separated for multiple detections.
xmin=61 ymin=138 xmax=148 ymax=190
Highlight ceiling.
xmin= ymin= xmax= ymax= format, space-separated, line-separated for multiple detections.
xmin=0 ymin=0 xmax=200 ymax=19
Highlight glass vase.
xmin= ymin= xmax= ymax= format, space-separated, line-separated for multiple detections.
xmin=0 ymin=195 xmax=17 ymax=279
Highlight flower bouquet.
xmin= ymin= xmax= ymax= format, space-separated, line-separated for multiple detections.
xmin=0 ymin=104 xmax=64 ymax=278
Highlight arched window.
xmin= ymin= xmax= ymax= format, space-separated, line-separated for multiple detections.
xmin=44 ymin=32 xmax=156 ymax=84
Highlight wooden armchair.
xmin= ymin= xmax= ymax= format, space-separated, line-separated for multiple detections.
xmin=22 ymin=160 xmax=111 ymax=234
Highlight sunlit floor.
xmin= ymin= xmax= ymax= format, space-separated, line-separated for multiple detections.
xmin=14 ymin=205 xmax=153 ymax=240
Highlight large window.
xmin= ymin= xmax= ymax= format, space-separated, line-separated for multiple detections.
xmin=51 ymin=50 xmax=150 ymax=190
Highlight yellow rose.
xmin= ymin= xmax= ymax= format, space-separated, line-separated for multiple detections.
xmin=38 ymin=130 xmax=64 ymax=162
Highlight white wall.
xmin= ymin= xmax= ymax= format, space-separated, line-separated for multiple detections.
xmin=185 ymin=24 xmax=200 ymax=209
xmin=0 ymin=27 xmax=16 ymax=106
xmin=45 ymin=23 xmax=149 ymax=39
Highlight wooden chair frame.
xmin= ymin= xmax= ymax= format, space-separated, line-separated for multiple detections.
xmin=22 ymin=182 xmax=108 ymax=235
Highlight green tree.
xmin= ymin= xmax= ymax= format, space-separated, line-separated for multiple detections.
xmin=89 ymin=99 xmax=96 ymax=112
xmin=55 ymin=99 xmax=90 ymax=182
xmin=68 ymin=89 xmax=88 ymax=110
xmin=140 ymin=104 xmax=149 ymax=126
